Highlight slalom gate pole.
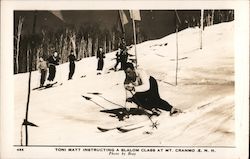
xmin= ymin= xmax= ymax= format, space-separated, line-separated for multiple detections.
xmin=175 ymin=26 xmax=179 ymax=86
xmin=200 ymin=9 xmax=204 ymax=50
xmin=23 ymin=11 xmax=37 ymax=146
xmin=131 ymin=12 xmax=138 ymax=68
xmin=174 ymin=10 xmax=181 ymax=86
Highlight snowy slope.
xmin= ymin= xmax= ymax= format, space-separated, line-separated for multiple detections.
xmin=14 ymin=21 xmax=234 ymax=146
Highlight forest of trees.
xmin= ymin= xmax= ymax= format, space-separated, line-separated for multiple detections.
xmin=14 ymin=10 xmax=234 ymax=74
xmin=14 ymin=21 xmax=130 ymax=73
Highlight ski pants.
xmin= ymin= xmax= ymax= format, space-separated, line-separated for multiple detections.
xmin=114 ymin=59 xmax=121 ymax=70
xmin=40 ymin=69 xmax=47 ymax=86
xmin=131 ymin=76 xmax=173 ymax=111
xmin=120 ymin=57 xmax=128 ymax=70
xmin=97 ymin=59 xmax=104 ymax=71
xmin=68 ymin=62 xmax=75 ymax=79
xmin=48 ymin=65 xmax=56 ymax=81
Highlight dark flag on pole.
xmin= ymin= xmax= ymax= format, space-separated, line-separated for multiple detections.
xmin=117 ymin=10 xmax=128 ymax=34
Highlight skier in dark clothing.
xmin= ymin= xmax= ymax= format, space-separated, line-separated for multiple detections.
xmin=119 ymin=38 xmax=127 ymax=51
xmin=68 ymin=50 xmax=76 ymax=80
xmin=37 ymin=57 xmax=48 ymax=87
xmin=123 ymin=62 xmax=182 ymax=116
xmin=120 ymin=47 xmax=128 ymax=70
xmin=47 ymin=52 xmax=59 ymax=84
xmin=96 ymin=47 xmax=105 ymax=75
xmin=113 ymin=48 xmax=121 ymax=71
xmin=119 ymin=38 xmax=128 ymax=70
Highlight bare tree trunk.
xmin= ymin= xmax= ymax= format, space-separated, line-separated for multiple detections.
xmin=62 ymin=29 xmax=69 ymax=63
xmin=16 ymin=16 xmax=24 ymax=73
xmin=76 ymin=39 xmax=81 ymax=60
xmin=26 ymin=44 xmax=30 ymax=72
xmin=41 ymin=29 xmax=48 ymax=58
xmin=80 ymin=38 xmax=87 ymax=59
xmin=36 ymin=47 xmax=42 ymax=70
xmin=87 ymin=35 xmax=92 ymax=57
xmin=59 ymin=34 xmax=64 ymax=63
xmin=83 ymin=38 xmax=87 ymax=58
xmin=93 ymin=36 xmax=98 ymax=56
xmin=69 ymin=30 xmax=76 ymax=56
xmin=108 ymin=38 xmax=111 ymax=53
xmin=211 ymin=10 xmax=214 ymax=25
xmin=103 ymin=35 xmax=107 ymax=53
xmin=112 ymin=31 xmax=115 ymax=50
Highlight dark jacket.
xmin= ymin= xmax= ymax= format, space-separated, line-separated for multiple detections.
xmin=97 ymin=50 xmax=105 ymax=59
xmin=68 ymin=54 xmax=76 ymax=63
xmin=48 ymin=55 xmax=59 ymax=66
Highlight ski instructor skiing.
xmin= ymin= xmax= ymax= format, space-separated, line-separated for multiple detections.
xmin=123 ymin=62 xmax=182 ymax=116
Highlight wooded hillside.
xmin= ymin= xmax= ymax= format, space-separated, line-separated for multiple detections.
xmin=13 ymin=10 xmax=234 ymax=74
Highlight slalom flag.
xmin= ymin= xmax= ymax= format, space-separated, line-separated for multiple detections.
xmin=118 ymin=10 xmax=128 ymax=33
xmin=50 ymin=10 xmax=64 ymax=22
xmin=130 ymin=10 xmax=141 ymax=21
xmin=119 ymin=10 xmax=128 ymax=26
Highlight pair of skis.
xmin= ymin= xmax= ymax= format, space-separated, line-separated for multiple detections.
xmin=83 ymin=92 xmax=159 ymax=133
xmin=97 ymin=120 xmax=159 ymax=133
xmin=32 ymin=82 xmax=59 ymax=90
xmin=97 ymin=125 xmax=144 ymax=133
xmin=82 ymin=93 xmax=144 ymax=133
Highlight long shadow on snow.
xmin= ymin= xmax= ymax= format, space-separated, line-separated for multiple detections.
xmin=100 ymin=108 xmax=153 ymax=121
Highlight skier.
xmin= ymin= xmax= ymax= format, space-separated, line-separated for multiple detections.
xmin=47 ymin=52 xmax=59 ymax=85
xmin=113 ymin=48 xmax=121 ymax=71
xmin=123 ymin=62 xmax=182 ymax=116
xmin=119 ymin=38 xmax=126 ymax=51
xmin=119 ymin=38 xmax=128 ymax=70
xmin=37 ymin=57 xmax=48 ymax=87
xmin=120 ymin=47 xmax=128 ymax=70
xmin=96 ymin=47 xmax=105 ymax=75
xmin=68 ymin=50 xmax=76 ymax=80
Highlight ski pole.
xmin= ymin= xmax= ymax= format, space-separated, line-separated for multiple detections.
xmin=87 ymin=92 xmax=130 ymax=117
xmin=82 ymin=95 xmax=106 ymax=109
xmin=87 ymin=92 xmax=125 ymax=108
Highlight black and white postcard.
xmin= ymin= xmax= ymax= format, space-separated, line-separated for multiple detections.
xmin=0 ymin=0 xmax=249 ymax=158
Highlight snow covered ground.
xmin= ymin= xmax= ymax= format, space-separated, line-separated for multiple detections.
xmin=14 ymin=21 xmax=234 ymax=146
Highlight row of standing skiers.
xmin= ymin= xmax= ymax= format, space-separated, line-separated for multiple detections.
xmin=37 ymin=39 xmax=128 ymax=87
xmin=97 ymin=38 xmax=128 ymax=75
xmin=37 ymin=51 xmax=76 ymax=88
